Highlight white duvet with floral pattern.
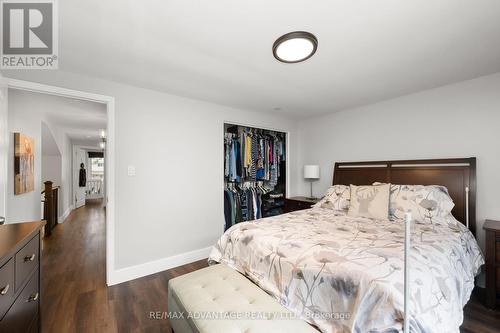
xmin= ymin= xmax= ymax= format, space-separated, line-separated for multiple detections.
xmin=208 ymin=208 xmax=484 ymax=333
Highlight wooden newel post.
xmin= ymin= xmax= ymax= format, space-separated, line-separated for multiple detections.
xmin=44 ymin=181 xmax=53 ymax=236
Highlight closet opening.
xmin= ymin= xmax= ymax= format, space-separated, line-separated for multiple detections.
xmin=223 ymin=123 xmax=287 ymax=232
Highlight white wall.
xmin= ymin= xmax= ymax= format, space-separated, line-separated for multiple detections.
xmin=41 ymin=121 xmax=63 ymax=187
xmin=9 ymin=89 xmax=98 ymax=222
xmin=60 ymin=133 xmax=73 ymax=219
xmin=7 ymin=90 xmax=82 ymax=223
xmin=6 ymin=70 xmax=498 ymax=282
xmin=42 ymin=156 xmax=62 ymax=185
xmin=3 ymin=71 xmax=299 ymax=277
xmin=7 ymin=93 xmax=43 ymax=223
xmin=108 ymin=86 xmax=298 ymax=270
xmin=294 ymin=73 xmax=500 ymax=249
xmin=0 ymin=75 xmax=7 ymax=219
xmin=42 ymin=155 xmax=63 ymax=217
xmin=46 ymin=125 xmax=73 ymax=220
xmin=5 ymin=70 xmax=499 ymax=283
xmin=41 ymin=120 xmax=65 ymax=218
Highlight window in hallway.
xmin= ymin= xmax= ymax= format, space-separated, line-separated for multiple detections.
xmin=87 ymin=154 xmax=104 ymax=199
xmin=90 ymin=157 xmax=104 ymax=180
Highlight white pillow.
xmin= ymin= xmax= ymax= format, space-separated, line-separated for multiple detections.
xmin=390 ymin=184 xmax=455 ymax=224
xmin=347 ymin=184 xmax=391 ymax=220
xmin=313 ymin=185 xmax=350 ymax=211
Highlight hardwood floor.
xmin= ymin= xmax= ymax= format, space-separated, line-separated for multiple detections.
xmin=41 ymin=201 xmax=500 ymax=333
xmin=41 ymin=199 xmax=206 ymax=333
xmin=462 ymin=289 xmax=500 ymax=333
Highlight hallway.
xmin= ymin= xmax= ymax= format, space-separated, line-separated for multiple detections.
xmin=41 ymin=200 xmax=207 ymax=332
xmin=41 ymin=199 xmax=111 ymax=332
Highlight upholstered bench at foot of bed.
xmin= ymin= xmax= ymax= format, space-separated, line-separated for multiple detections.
xmin=167 ymin=263 xmax=318 ymax=333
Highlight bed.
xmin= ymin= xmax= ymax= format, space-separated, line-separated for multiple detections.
xmin=209 ymin=158 xmax=484 ymax=333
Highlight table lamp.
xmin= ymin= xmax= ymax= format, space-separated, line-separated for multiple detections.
xmin=304 ymin=165 xmax=320 ymax=199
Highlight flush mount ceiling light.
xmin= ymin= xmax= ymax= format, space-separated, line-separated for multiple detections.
xmin=273 ymin=31 xmax=318 ymax=63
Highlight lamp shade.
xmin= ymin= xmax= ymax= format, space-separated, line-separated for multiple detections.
xmin=304 ymin=165 xmax=320 ymax=179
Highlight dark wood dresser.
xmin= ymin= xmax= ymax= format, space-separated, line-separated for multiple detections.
xmin=484 ymin=219 xmax=500 ymax=309
xmin=0 ymin=222 xmax=44 ymax=333
xmin=284 ymin=196 xmax=320 ymax=213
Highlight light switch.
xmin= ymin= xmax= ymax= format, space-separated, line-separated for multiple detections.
xmin=127 ymin=165 xmax=136 ymax=176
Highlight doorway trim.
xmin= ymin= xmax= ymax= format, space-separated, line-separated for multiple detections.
xmin=0 ymin=76 xmax=7 ymax=220
xmin=6 ymin=78 xmax=116 ymax=286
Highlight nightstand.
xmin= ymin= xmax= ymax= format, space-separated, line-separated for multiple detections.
xmin=284 ymin=196 xmax=320 ymax=213
xmin=484 ymin=219 xmax=500 ymax=309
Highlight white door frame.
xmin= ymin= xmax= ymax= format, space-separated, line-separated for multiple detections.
xmin=0 ymin=75 xmax=7 ymax=220
xmin=6 ymin=78 xmax=116 ymax=286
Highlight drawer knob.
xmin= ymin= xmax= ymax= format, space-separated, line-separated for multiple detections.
xmin=0 ymin=284 xmax=9 ymax=295
xmin=28 ymin=292 xmax=39 ymax=302
xmin=24 ymin=254 xmax=36 ymax=262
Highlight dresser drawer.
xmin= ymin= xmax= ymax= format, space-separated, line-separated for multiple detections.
xmin=0 ymin=269 xmax=39 ymax=333
xmin=496 ymin=239 xmax=500 ymax=263
xmin=0 ymin=259 xmax=14 ymax=320
xmin=497 ymin=267 xmax=500 ymax=290
xmin=15 ymin=234 xmax=39 ymax=292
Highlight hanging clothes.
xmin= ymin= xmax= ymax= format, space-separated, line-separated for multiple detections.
xmin=225 ymin=130 xmax=285 ymax=183
xmin=224 ymin=190 xmax=232 ymax=230
xmin=256 ymin=137 xmax=266 ymax=180
xmin=244 ymin=133 xmax=252 ymax=175
xmin=79 ymin=164 xmax=87 ymax=187
xmin=235 ymin=140 xmax=242 ymax=179
xmin=224 ymin=133 xmax=242 ymax=182
xmin=224 ymin=126 xmax=286 ymax=230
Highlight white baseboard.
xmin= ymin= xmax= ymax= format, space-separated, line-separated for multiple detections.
xmin=58 ymin=205 xmax=74 ymax=224
xmin=107 ymin=246 xmax=212 ymax=286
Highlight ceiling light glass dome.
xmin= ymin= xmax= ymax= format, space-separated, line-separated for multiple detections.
xmin=273 ymin=31 xmax=318 ymax=63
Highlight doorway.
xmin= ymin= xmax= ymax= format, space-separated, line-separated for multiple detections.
xmin=3 ymin=78 xmax=116 ymax=285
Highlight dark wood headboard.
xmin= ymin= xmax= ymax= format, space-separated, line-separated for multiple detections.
xmin=333 ymin=158 xmax=477 ymax=234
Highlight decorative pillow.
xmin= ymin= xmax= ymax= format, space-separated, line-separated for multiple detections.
xmin=383 ymin=183 xmax=455 ymax=224
xmin=313 ymin=185 xmax=350 ymax=211
xmin=347 ymin=184 xmax=390 ymax=220
xmin=372 ymin=183 xmax=414 ymax=216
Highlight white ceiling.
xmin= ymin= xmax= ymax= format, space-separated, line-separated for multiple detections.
xmin=10 ymin=89 xmax=107 ymax=148
xmin=44 ymin=96 xmax=107 ymax=148
xmin=41 ymin=1 xmax=500 ymax=116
